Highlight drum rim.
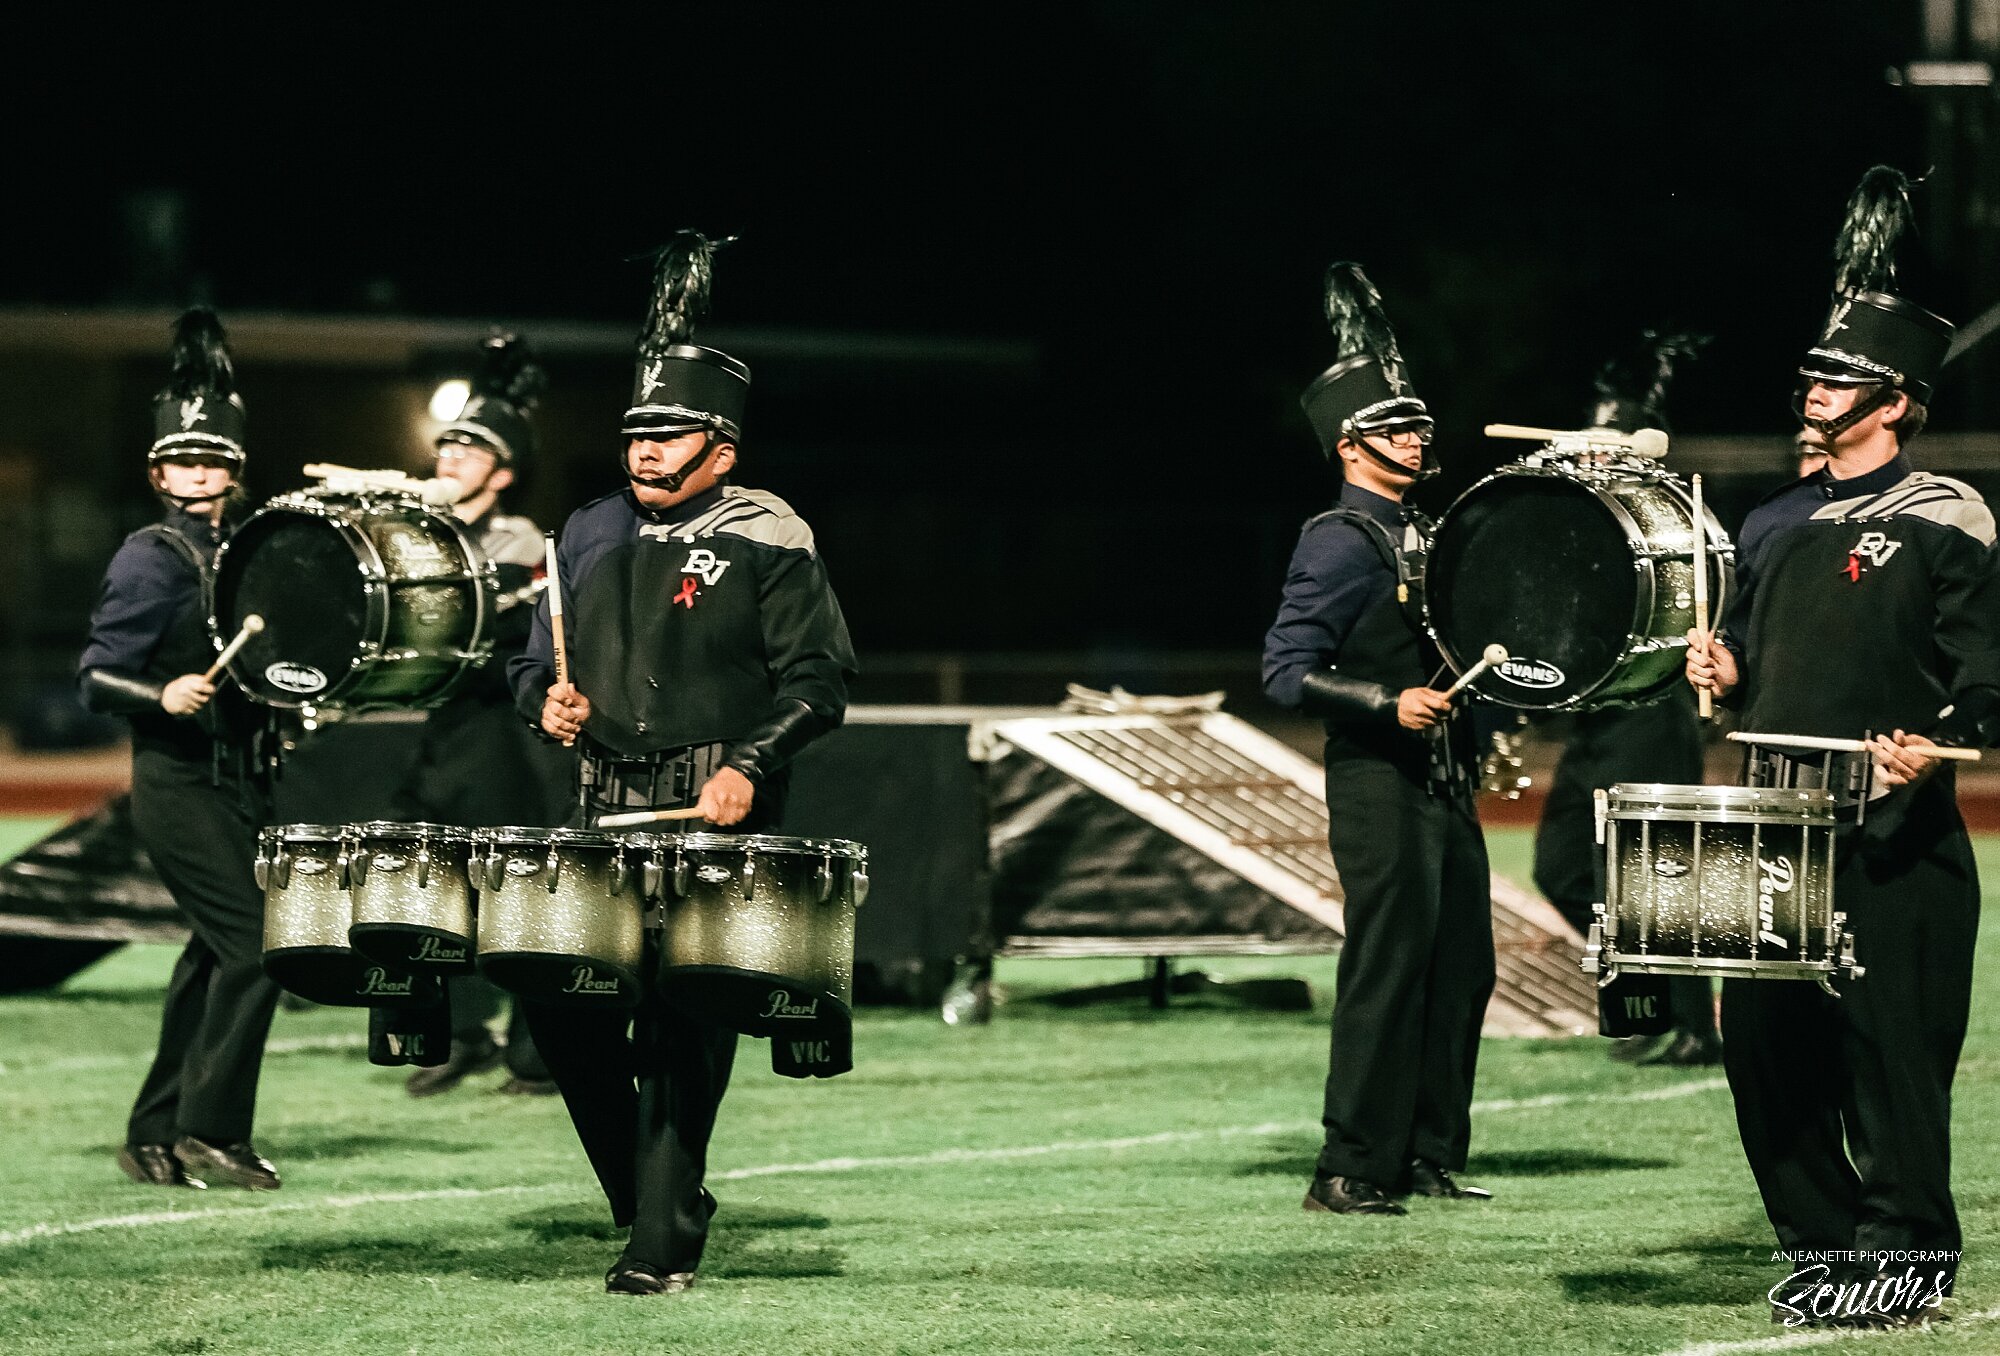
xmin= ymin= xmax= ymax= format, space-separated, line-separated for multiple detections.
xmin=264 ymin=823 xmax=351 ymax=842
xmin=478 ymin=827 xmax=642 ymax=849
xmin=348 ymin=820 xmax=477 ymax=843
xmin=666 ymin=832 xmax=868 ymax=859
xmin=1606 ymin=781 xmax=1838 ymax=807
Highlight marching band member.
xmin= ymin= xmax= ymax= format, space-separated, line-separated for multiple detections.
xmin=78 ymin=309 xmax=284 ymax=1192
xmin=1262 ymin=264 xmax=1496 ymax=1217
xmin=1532 ymin=333 xmax=1720 ymax=1066
xmin=510 ymin=233 xmax=856 ymax=1295
xmin=1688 ymin=167 xmax=2000 ymax=1325
xmin=392 ymin=333 xmax=566 ymax=1097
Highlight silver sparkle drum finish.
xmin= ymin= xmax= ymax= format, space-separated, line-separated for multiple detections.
xmin=344 ymin=822 xmax=477 ymax=973
xmin=655 ymin=834 xmax=869 ymax=1037
xmin=1426 ymin=463 xmax=1733 ymax=711
xmin=212 ymin=491 xmax=496 ymax=713
xmin=472 ymin=829 xmax=651 ymax=1006
xmin=257 ymin=825 xmax=439 ymax=1007
xmin=1582 ymin=784 xmax=1859 ymax=994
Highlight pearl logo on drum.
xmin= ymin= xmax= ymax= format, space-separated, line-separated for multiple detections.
xmin=697 ymin=864 xmax=732 ymax=885
xmin=1757 ymin=854 xmax=1795 ymax=949
xmin=411 ymin=935 xmax=466 ymax=964
xmin=1495 ymin=657 xmax=1565 ymax=690
xmin=360 ymin=967 xmax=415 ymax=998
xmin=564 ymin=965 xmax=624 ymax=996
xmin=761 ymin=989 xmax=821 ymax=1020
xmin=263 ymin=661 xmax=329 ymax=695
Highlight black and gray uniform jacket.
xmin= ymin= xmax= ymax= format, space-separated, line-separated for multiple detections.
xmin=510 ymin=484 xmax=856 ymax=786
xmin=1719 ymin=455 xmax=2000 ymax=749
xmin=77 ymin=504 xmax=263 ymax=769
xmin=1262 ymin=481 xmax=1476 ymax=790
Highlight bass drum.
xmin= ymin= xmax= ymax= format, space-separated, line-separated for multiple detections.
xmin=212 ymin=492 xmax=495 ymax=711
xmin=1426 ymin=465 xmax=1732 ymax=710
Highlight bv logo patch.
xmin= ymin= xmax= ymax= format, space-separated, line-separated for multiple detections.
xmin=1842 ymin=530 xmax=1902 ymax=582
xmin=683 ymin=548 xmax=731 ymax=585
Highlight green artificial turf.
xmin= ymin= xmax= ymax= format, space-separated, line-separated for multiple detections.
xmin=0 ymin=829 xmax=1994 ymax=1354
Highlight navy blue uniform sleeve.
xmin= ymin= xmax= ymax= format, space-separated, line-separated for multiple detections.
xmin=1261 ymin=517 xmax=1394 ymax=708
xmin=1716 ymin=503 xmax=1780 ymax=663
xmin=77 ymin=534 xmax=194 ymax=709
xmin=509 ymin=510 xmax=585 ymax=724
xmin=757 ymin=547 xmax=856 ymax=724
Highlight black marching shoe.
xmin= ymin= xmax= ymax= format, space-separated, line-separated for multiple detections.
xmin=1639 ymin=1031 xmax=1723 ymax=1067
xmin=173 ymin=1136 xmax=280 ymax=1191
xmin=1406 ymin=1159 xmax=1493 ymax=1200
xmin=1303 ymin=1174 xmax=1407 ymax=1216
xmin=496 ymin=1075 xmax=560 ymax=1097
xmin=118 ymin=1142 xmax=205 ymax=1189
xmin=406 ymin=1035 xmax=505 ymax=1098
xmin=605 ymin=1256 xmax=697 ymax=1296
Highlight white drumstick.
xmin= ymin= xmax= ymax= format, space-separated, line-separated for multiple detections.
xmin=1691 ymin=473 xmax=1712 ymax=720
xmin=1444 ymin=643 xmax=1510 ymax=699
xmin=1484 ymin=423 xmax=1669 ymax=458
xmin=544 ymin=532 xmax=569 ymax=687
xmin=1728 ymin=731 xmax=1981 ymax=762
xmin=596 ymin=807 xmax=709 ymax=829
xmin=204 ymin=615 xmax=264 ymax=682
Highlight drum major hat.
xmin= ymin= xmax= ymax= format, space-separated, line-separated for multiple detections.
xmin=1800 ymin=167 xmax=1953 ymax=405
xmin=149 ymin=308 xmax=247 ymax=467
xmin=622 ymin=231 xmax=750 ymax=441
xmin=1299 ymin=263 xmax=1435 ymax=476
xmin=438 ymin=331 xmax=546 ymax=468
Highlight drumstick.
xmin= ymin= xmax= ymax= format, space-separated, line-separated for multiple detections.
xmin=1727 ymin=731 xmax=1981 ymax=762
xmin=595 ymin=806 xmax=709 ymax=829
xmin=1484 ymin=424 xmax=1669 ymax=457
xmin=544 ymin=532 xmax=569 ymax=687
xmin=1691 ymin=474 xmax=1712 ymax=721
xmin=203 ymin=615 xmax=264 ymax=682
xmin=1443 ymin=643 xmax=1509 ymax=699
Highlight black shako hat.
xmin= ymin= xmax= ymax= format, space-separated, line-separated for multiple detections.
xmin=1800 ymin=167 xmax=1953 ymax=404
xmin=1299 ymin=263 xmax=1433 ymax=466
xmin=623 ymin=231 xmax=749 ymax=441
xmin=149 ymin=308 xmax=247 ymax=466
xmin=439 ymin=332 xmax=547 ymax=468
xmin=1589 ymin=332 xmax=1707 ymax=435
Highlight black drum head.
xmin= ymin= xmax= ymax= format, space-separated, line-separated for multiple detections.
xmin=215 ymin=512 xmax=369 ymax=705
xmin=1428 ymin=476 xmax=1638 ymax=708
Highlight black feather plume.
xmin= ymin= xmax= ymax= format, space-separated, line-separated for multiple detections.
xmin=1594 ymin=330 xmax=1708 ymax=422
xmin=1321 ymin=262 xmax=1406 ymax=385
xmin=163 ymin=307 xmax=237 ymax=401
xmin=471 ymin=332 xmax=546 ymax=411
xmin=639 ymin=231 xmax=735 ymax=352
xmin=1832 ymin=166 xmax=1916 ymax=297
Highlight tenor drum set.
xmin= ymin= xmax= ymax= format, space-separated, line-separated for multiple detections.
xmin=189 ymin=467 xmax=870 ymax=1049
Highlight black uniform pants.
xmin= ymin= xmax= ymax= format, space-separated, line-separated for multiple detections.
xmin=527 ymin=750 xmax=769 ymax=1273
xmin=126 ymin=748 xmax=280 ymax=1146
xmin=1722 ymin=786 xmax=1977 ymax=1292
xmin=1318 ymin=759 xmax=1496 ymax=1184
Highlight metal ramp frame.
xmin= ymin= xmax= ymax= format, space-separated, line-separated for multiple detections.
xmin=979 ymin=710 xmax=1596 ymax=1037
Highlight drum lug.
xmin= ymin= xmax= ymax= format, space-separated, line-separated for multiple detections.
xmin=253 ymin=850 xmax=270 ymax=891
xmin=349 ymin=847 xmax=370 ymax=888
xmin=1836 ymin=915 xmax=1865 ymax=984
xmin=815 ymin=856 xmax=834 ymax=903
xmin=416 ymin=841 xmax=430 ymax=891
xmin=672 ymin=849 xmax=690 ymax=898
xmin=484 ymin=850 xmax=505 ymax=893
xmin=1581 ymin=915 xmax=1603 ymax=975
xmin=544 ymin=846 xmax=561 ymax=894
xmin=275 ymin=848 xmax=292 ymax=891
xmin=741 ymin=852 xmax=757 ymax=900
xmin=1593 ymin=788 xmax=1607 ymax=845
xmin=335 ymin=846 xmax=353 ymax=891
xmin=642 ymin=849 xmax=665 ymax=901
xmin=612 ymin=851 xmax=632 ymax=898
xmin=851 ymin=865 xmax=870 ymax=906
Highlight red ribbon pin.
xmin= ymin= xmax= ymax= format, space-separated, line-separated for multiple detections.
xmin=673 ymin=577 xmax=699 ymax=609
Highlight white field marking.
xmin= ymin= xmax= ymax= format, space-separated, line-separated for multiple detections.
xmin=1658 ymin=1304 xmax=2000 ymax=1355
xmin=0 ymin=1076 xmax=1732 ymax=1249
xmin=0 ymin=1033 xmax=368 ymax=1078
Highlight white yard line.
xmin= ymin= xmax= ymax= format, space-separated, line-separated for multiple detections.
xmin=0 ymin=1076 xmax=1730 ymax=1248
xmin=1658 ymin=1305 xmax=2000 ymax=1354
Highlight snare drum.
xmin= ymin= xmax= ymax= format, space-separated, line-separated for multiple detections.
xmin=257 ymin=825 xmax=438 ymax=1007
xmin=345 ymin=822 xmax=477 ymax=973
xmin=655 ymin=834 xmax=869 ymax=1037
xmin=1583 ymin=784 xmax=1860 ymax=993
xmin=473 ymin=828 xmax=653 ymax=1005
xmin=212 ymin=492 xmax=495 ymax=711
xmin=1427 ymin=463 xmax=1732 ymax=709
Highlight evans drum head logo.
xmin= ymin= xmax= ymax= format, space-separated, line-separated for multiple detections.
xmin=264 ymin=661 xmax=328 ymax=695
xmin=1495 ymin=658 xmax=1565 ymax=690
